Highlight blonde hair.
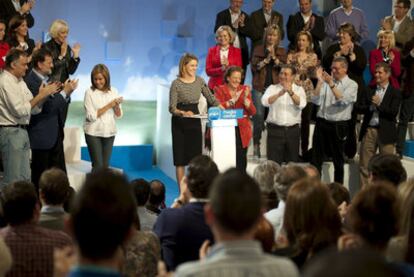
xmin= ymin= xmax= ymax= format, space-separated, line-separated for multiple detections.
xmin=178 ymin=53 xmax=198 ymax=78
xmin=215 ymin=25 xmax=235 ymax=44
xmin=263 ymin=25 xmax=281 ymax=46
xmin=91 ymin=64 xmax=111 ymax=91
xmin=49 ymin=19 xmax=69 ymax=39
xmin=295 ymin=31 xmax=314 ymax=53
xmin=376 ymin=30 xmax=396 ymax=49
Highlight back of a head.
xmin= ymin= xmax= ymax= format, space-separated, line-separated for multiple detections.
xmin=274 ymin=165 xmax=307 ymax=202
xmin=39 ymin=168 xmax=70 ymax=206
xmin=209 ymin=168 xmax=261 ymax=235
xmin=186 ymin=155 xmax=219 ymax=199
xmin=303 ymin=248 xmax=404 ymax=277
xmin=130 ymin=178 xmax=150 ymax=206
xmin=284 ymin=179 xmax=342 ymax=253
xmin=348 ymin=183 xmax=399 ymax=250
xmin=253 ymin=160 xmax=280 ymax=194
xmin=1 ymin=181 xmax=38 ymax=225
xmin=368 ymin=154 xmax=406 ymax=187
xmin=71 ymin=169 xmax=136 ymax=260
xmin=327 ymin=182 xmax=350 ymax=206
xmin=148 ymin=180 xmax=166 ymax=206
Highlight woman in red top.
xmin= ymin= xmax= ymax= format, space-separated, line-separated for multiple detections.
xmin=369 ymin=30 xmax=401 ymax=89
xmin=214 ymin=66 xmax=256 ymax=172
xmin=0 ymin=19 xmax=9 ymax=70
xmin=206 ymin=25 xmax=242 ymax=90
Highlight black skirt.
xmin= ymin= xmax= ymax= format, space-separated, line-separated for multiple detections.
xmin=171 ymin=103 xmax=201 ymax=166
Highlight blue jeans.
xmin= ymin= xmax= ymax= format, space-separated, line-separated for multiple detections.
xmin=0 ymin=127 xmax=31 ymax=187
xmin=85 ymin=134 xmax=115 ymax=169
xmin=251 ymin=89 xmax=266 ymax=145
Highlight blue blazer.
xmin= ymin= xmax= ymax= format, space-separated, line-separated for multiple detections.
xmin=153 ymin=202 xmax=214 ymax=271
xmin=24 ymin=70 xmax=69 ymax=150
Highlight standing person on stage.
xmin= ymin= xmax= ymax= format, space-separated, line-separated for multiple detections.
xmin=25 ymin=48 xmax=78 ymax=188
xmin=325 ymin=0 xmax=368 ymax=43
xmin=248 ymin=0 xmax=284 ymax=56
xmin=0 ymin=49 xmax=57 ymax=186
xmin=251 ymin=25 xmax=286 ymax=159
xmin=84 ymin=64 xmax=123 ymax=170
xmin=214 ymin=0 xmax=250 ymax=73
xmin=311 ymin=57 xmax=358 ymax=183
xmin=286 ymin=0 xmax=325 ymax=59
xmin=169 ymin=53 xmax=220 ymax=187
xmin=358 ymin=63 xmax=401 ymax=187
xmin=6 ymin=15 xmax=37 ymax=56
xmin=0 ymin=19 xmax=9 ymax=70
xmin=261 ymin=65 xmax=306 ymax=164
xmin=214 ymin=66 xmax=256 ymax=172
xmin=206 ymin=25 xmax=242 ymax=91
xmin=0 ymin=0 xmax=35 ymax=29
xmin=287 ymin=31 xmax=318 ymax=158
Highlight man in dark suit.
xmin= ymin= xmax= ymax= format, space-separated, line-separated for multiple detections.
xmin=24 ymin=48 xmax=78 ymax=189
xmin=153 ymin=155 xmax=218 ymax=271
xmin=214 ymin=0 xmax=250 ymax=72
xmin=0 ymin=0 xmax=34 ymax=28
xmin=358 ymin=62 xmax=401 ymax=187
xmin=248 ymin=0 xmax=284 ymax=56
xmin=286 ymin=0 xmax=325 ymax=59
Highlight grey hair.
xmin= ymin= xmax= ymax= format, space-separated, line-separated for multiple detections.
xmin=273 ymin=164 xmax=307 ymax=201
xmin=253 ymin=160 xmax=280 ymax=194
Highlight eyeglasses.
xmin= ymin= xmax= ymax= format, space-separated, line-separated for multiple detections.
xmin=394 ymin=5 xmax=406 ymax=9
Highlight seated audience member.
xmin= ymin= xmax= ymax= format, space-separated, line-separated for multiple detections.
xmin=303 ymin=249 xmax=405 ymax=277
xmin=327 ymin=182 xmax=350 ymax=222
xmin=0 ymin=19 xmax=9 ymax=70
xmin=63 ymin=186 xmax=75 ymax=213
xmin=367 ymin=153 xmax=407 ymax=187
xmin=369 ymin=30 xmax=401 ymax=89
xmin=276 ymin=178 xmax=342 ymax=269
xmin=0 ymin=181 xmax=72 ymax=276
xmin=205 ymin=25 xmax=242 ymax=90
xmin=146 ymin=179 xmax=166 ymax=215
xmin=254 ymin=216 xmax=276 ymax=253
xmin=344 ymin=183 xmax=399 ymax=258
xmin=153 ymin=155 xmax=218 ymax=271
xmin=214 ymin=66 xmax=256 ymax=172
xmin=303 ymin=164 xmax=320 ymax=179
xmin=175 ymin=168 xmax=299 ymax=277
xmin=387 ymin=178 xmax=414 ymax=262
xmin=253 ymin=160 xmax=280 ymax=211
xmin=67 ymin=168 xmax=136 ymax=276
xmin=131 ymin=178 xmax=157 ymax=231
xmin=0 ymin=0 xmax=35 ymax=29
xmin=358 ymin=63 xmax=401 ymax=187
xmin=0 ymin=237 xmax=12 ymax=276
xmin=265 ymin=164 xmax=307 ymax=240
xmin=250 ymin=25 xmax=287 ymax=159
xmin=6 ymin=15 xmax=37 ymax=56
xmin=38 ymin=168 xmax=70 ymax=231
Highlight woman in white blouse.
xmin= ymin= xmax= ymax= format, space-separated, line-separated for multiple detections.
xmin=84 ymin=64 xmax=123 ymax=169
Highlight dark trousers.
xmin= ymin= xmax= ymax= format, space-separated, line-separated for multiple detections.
xmin=266 ymin=123 xmax=300 ymax=164
xmin=85 ymin=134 xmax=115 ymax=169
xmin=31 ymin=136 xmax=66 ymax=191
xmin=344 ymin=111 xmax=357 ymax=159
xmin=397 ymin=93 xmax=414 ymax=155
xmin=301 ymin=102 xmax=313 ymax=155
xmin=311 ymin=118 xmax=348 ymax=183
xmin=235 ymin=127 xmax=247 ymax=172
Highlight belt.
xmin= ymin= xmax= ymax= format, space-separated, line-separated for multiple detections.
xmin=267 ymin=122 xmax=299 ymax=129
xmin=0 ymin=124 xmax=29 ymax=130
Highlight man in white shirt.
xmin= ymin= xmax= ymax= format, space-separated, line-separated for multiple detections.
xmin=0 ymin=49 xmax=57 ymax=186
xmin=261 ymin=65 xmax=306 ymax=164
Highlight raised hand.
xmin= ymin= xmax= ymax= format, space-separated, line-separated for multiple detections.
xmin=39 ymin=82 xmax=60 ymax=98
xmin=72 ymin=43 xmax=81 ymax=58
xmin=63 ymin=79 xmax=79 ymax=95
xmin=388 ymin=51 xmax=395 ymax=62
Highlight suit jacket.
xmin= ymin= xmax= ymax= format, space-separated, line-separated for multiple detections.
xmin=24 ymin=70 xmax=68 ymax=150
xmin=214 ymin=9 xmax=250 ymax=68
xmin=384 ymin=15 xmax=414 ymax=50
xmin=153 ymin=202 xmax=214 ymax=271
xmin=369 ymin=48 xmax=401 ymax=89
xmin=286 ymin=12 xmax=325 ymax=59
xmin=39 ymin=210 xmax=67 ymax=231
xmin=401 ymin=38 xmax=414 ymax=96
xmin=205 ymin=45 xmax=242 ymax=90
xmin=214 ymin=84 xmax=256 ymax=148
xmin=359 ymin=85 xmax=401 ymax=144
xmin=248 ymin=8 xmax=284 ymax=55
xmin=0 ymin=0 xmax=34 ymax=27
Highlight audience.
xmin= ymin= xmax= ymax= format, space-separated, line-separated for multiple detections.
xmin=153 ymin=155 xmax=218 ymax=271
xmin=146 ymin=179 xmax=166 ymax=215
xmin=0 ymin=237 xmax=11 ymax=276
xmin=0 ymin=181 xmax=72 ymax=276
xmin=367 ymin=153 xmax=407 ymax=187
xmin=0 ymin=19 xmax=8 ymax=70
xmin=0 ymin=0 xmax=35 ymax=29
xmin=38 ymin=168 xmax=70 ymax=231
xmin=253 ymin=160 xmax=280 ymax=211
xmin=303 ymin=164 xmax=320 ymax=179
xmin=175 ymin=168 xmax=299 ymax=276
xmin=254 ymin=216 xmax=276 ymax=253
xmin=131 ymin=178 xmax=157 ymax=231
xmin=6 ymin=14 xmax=37 ymax=56
xmin=327 ymin=182 xmax=350 ymax=221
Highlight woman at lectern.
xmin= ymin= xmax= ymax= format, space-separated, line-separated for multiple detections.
xmin=169 ymin=53 xmax=220 ymax=187
xmin=214 ymin=66 xmax=256 ymax=172
xmin=84 ymin=64 xmax=123 ymax=169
